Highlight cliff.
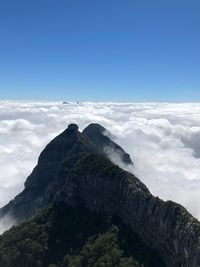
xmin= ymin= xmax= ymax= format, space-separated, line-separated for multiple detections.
xmin=0 ymin=123 xmax=132 ymax=222
xmin=0 ymin=123 xmax=200 ymax=267
xmin=53 ymin=151 xmax=200 ymax=267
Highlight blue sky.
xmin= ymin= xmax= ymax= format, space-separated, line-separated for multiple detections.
xmin=0 ymin=0 xmax=199 ymax=101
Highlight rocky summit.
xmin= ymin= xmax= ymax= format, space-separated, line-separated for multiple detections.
xmin=0 ymin=123 xmax=200 ymax=267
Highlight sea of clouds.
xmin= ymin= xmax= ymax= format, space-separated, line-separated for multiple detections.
xmin=1 ymin=101 xmax=200 ymax=222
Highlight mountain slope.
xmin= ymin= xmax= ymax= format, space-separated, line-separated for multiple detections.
xmin=0 ymin=123 xmax=200 ymax=267
xmin=83 ymin=123 xmax=133 ymax=166
xmin=0 ymin=201 xmax=162 ymax=267
xmin=0 ymin=123 xmax=132 ymax=223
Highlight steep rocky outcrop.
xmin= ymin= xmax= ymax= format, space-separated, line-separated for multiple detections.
xmin=53 ymin=152 xmax=200 ymax=267
xmin=0 ymin=123 xmax=133 ymax=222
xmin=0 ymin=123 xmax=95 ymax=221
xmin=0 ymin=123 xmax=200 ymax=267
xmin=83 ymin=123 xmax=133 ymax=166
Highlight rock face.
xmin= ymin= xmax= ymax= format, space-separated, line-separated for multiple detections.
xmin=54 ymin=152 xmax=200 ymax=267
xmin=0 ymin=123 xmax=133 ymax=222
xmin=83 ymin=123 xmax=133 ymax=166
xmin=1 ymin=123 xmax=200 ymax=267
xmin=0 ymin=123 xmax=94 ymax=221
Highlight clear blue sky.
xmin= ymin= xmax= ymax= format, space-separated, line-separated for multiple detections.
xmin=0 ymin=0 xmax=199 ymax=101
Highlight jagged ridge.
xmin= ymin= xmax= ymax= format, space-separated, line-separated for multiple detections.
xmin=0 ymin=123 xmax=200 ymax=267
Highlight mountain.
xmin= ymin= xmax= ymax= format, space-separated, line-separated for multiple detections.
xmin=0 ymin=123 xmax=133 ymax=223
xmin=0 ymin=123 xmax=200 ymax=267
xmin=83 ymin=123 xmax=133 ymax=166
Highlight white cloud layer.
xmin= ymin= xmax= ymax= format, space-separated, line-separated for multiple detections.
xmin=1 ymin=101 xmax=200 ymax=220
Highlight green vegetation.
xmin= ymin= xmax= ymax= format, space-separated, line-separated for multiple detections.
xmin=0 ymin=201 xmax=165 ymax=267
xmin=0 ymin=221 xmax=48 ymax=267
xmin=0 ymin=125 xmax=168 ymax=267
xmin=0 ymin=152 xmax=166 ymax=267
xmin=62 ymin=226 xmax=142 ymax=267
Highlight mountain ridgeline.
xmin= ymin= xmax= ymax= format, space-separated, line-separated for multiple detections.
xmin=0 ymin=123 xmax=200 ymax=267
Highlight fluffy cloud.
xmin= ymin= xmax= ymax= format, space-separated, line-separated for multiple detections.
xmin=1 ymin=101 xmax=200 ymax=220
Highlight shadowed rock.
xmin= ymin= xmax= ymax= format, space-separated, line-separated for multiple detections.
xmin=0 ymin=123 xmax=200 ymax=267
xmin=0 ymin=124 xmax=96 ymax=221
xmin=0 ymin=123 xmax=133 ymax=222
xmin=83 ymin=123 xmax=133 ymax=166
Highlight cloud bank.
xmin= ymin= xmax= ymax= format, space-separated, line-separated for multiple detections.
xmin=1 ymin=101 xmax=200 ymax=220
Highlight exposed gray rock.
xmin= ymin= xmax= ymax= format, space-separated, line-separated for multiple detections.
xmin=83 ymin=123 xmax=133 ymax=166
xmin=0 ymin=124 xmax=96 ymax=221
xmin=56 ymin=152 xmax=200 ymax=267
xmin=1 ymin=123 xmax=200 ymax=267
xmin=0 ymin=123 xmax=132 ymax=222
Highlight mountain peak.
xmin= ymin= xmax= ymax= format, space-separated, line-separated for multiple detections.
xmin=84 ymin=123 xmax=106 ymax=133
xmin=67 ymin=123 xmax=79 ymax=132
xmin=1 ymin=123 xmax=200 ymax=267
xmin=0 ymin=123 xmax=132 ymax=221
xmin=83 ymin=123 xmax=133 ymax=166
